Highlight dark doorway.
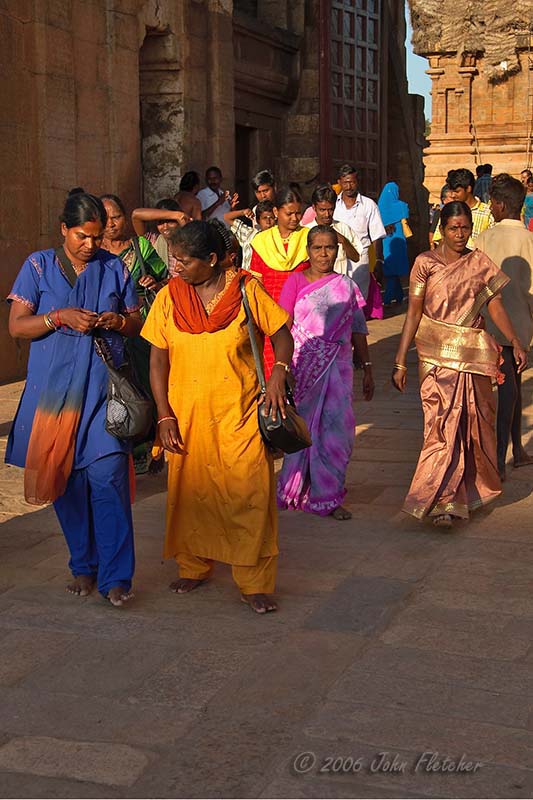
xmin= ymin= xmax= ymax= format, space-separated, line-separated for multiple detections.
xmin=235 ymin=124 xmax=254 ymax=207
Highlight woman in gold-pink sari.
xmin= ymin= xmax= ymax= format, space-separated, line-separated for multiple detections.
xmin=393 ymin=202 xmax=527 ymax=528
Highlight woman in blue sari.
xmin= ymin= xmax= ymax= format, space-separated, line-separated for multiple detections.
xmin=377 ymin=181 xmax=410 ymax=305
xmin=6 ymin=192 xmax=143 ymax=606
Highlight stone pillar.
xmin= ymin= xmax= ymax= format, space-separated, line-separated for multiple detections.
xmin=205 ymin=0 xmax=235 ymax=186
xmin=139 ymin=30 xmax=184 ymax=204
xmin=426 ymin=63 xmax=445 ymax=135
xmin=458 ymin=65 xmax=476 ymax=133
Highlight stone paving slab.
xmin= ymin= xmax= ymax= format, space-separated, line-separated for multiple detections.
xmin=0 ymin=311 xmax=531 ymax=797
xmin=304 ymin=575 xmax=413 ymax=634
xmin=0 ymin=736 xmax=150 ymax=787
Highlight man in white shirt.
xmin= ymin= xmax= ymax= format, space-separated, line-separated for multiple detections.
xmin=334 ymin=164 xmax=386 ymax=297
xmin=197 ymin=166 xmax=235 ymax=226
xmin=304 ymin=184 xmax=363 ymax=276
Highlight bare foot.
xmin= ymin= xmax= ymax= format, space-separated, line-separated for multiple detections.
xmin=433 ymin=514 xmax=453 ymax=529
xmin=66 ymin=575 xmax=95 ymax=597
xmin=169 ymin=578 xmax=205 ymax=594
xmin=513 ymin=450 xmax=533 ymax=469
xmin=330 ymin=505 xmax=352 ymax=520
xmin=106 ymin=586 xmax=134 ymax=607
xmin=241 ymin=593 xmax=277 ymax=614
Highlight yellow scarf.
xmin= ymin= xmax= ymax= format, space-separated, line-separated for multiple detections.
xmin=251 ymin=226 xmax=309 ymax=271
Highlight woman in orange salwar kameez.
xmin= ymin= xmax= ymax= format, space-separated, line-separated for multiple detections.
xmin=142 ymin=221 xmax=293 ymax=614
xmin=249 ymin=187 xmax=309 ymax=374
xmin=393 ymin=202 xmax=527 ymax=529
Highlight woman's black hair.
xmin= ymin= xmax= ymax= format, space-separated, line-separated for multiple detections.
xmin=168 ymin=220 xmax=226 ymax=264
xmin=311 ymin=183 xmax=337 ymax=206
xmin=440 ymin=201 xmax=473 ymax=228
xmin=68 ymin=187 xmax=86 ymax=196
xmin=307 ymin=224 xmax=338 ymax=247
xmin=60 ymin=192 xmax=107 ymax=229
xmin=274 ymin=185 xmax=302 ymax=208
xmin=207 ymin=218 xmax=231 ymax=253
xmin=100 ymin=194 xmax=126 ymax=215
xmin=179 ymin=171 xmax=200 ymax=192
xmin=440 ymin=184 xmax=452 ymax=203
xmin=155 ymin=198 xmax=181 ymax=212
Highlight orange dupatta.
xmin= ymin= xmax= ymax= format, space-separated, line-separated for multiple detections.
xmin=167 ymin=269 xmax=252 ymax=333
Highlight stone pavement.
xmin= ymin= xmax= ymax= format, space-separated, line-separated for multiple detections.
xmin=0 ymin=309 xmax=532 ymax=799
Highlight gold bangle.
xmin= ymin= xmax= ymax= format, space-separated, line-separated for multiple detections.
xmin=394 ymin=363 xmax=407 ymax=371
xmin=117 ymin=314 xmax=127 ymax=331
xmin=43 ymin=313 xmax=55 ymax=330
xmin=273 ymin=361 xmax=291 ymax=372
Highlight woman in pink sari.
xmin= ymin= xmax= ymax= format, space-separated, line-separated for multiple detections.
xmin=277 ymin=226 xmax=374 ymax=520
xmin=393 ymin=202 xmax=527 ymax=528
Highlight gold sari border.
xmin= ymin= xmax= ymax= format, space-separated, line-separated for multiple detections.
xmin=403 ymin=491 xmax=501 ymax=521
xmin=456 ymin=272 xmax=510 ymax=327
xmin=415 ymin=314 xmax=501 ymax=379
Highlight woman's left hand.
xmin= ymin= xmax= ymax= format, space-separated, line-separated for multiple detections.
xmin=262 ymin=366 xmax=287 ymax=422
xmin=96 ymin=311 xmax=125 ymax=331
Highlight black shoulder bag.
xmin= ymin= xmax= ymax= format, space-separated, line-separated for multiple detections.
xmin=55 ymin=247 xmax=154 ymax=443
xmin=240 ymin=278 xmax=311 ymax=454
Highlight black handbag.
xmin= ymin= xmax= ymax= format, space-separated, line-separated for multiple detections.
xmin=132 ymin=236 xmax=158 ymax=312
xmin=240 ymin=279 xmax=311 ymax=454
xmin=94 ymin=337 xmax=154 ymax=443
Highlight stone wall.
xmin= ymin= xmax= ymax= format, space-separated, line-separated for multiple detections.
xmin=422 ymin=51 xmax=532 ymax=201
xmin=1 ymin=0 xmax=426 ymax=383
xmin=0 ymin=0 xmax=232 ymax=382
xmin=0 ymin=1 xmax=160 ymax=379
xmin=409 ymin=0 xmax=533 ymax=202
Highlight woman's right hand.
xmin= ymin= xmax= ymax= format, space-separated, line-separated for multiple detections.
xmin=58 ymin=308 xmax=99 ymax=333
xmin=392 ymin=367 xmax=407 ymax=392
xmin=158 ymin=418 xmax=187 ymax=455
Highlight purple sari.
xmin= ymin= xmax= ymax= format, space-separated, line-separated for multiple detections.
xmin=277 ymin=271 xmax=367 ymax=515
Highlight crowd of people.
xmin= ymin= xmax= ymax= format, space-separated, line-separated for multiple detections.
xmin=5 ymin=159 xmax=533 ymax=611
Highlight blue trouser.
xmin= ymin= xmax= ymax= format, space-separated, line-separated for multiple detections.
xmin=383 ymin=275 xmax=404 ymax=304
xmin=53 ymin=453 xmax=135 ymax=596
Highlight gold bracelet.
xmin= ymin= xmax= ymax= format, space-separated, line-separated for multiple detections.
xmin=273 ymin=361 xmax=291 ymax=372
xmin=117 ymin=314 xmax=127 ymax=331
xmin=393 ymin=363 xmax=407 ymax=371
xmin=43 ymin=313 xmax=55 ymax=330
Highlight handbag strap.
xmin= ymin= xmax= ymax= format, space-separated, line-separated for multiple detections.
xmin=240 ymin=278 xmax=266 ymax=394
xmin=54 ymin=247 xmax=78 ymax=288
xmin=132 ymin=236 xmax=148 ymax=277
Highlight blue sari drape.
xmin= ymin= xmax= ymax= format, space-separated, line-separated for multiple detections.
xmin=6 ymin=248 xmax=140 ymax=504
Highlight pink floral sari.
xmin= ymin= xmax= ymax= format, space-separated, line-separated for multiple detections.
xmin=277 ymin=272 xmax=366 ymax=515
